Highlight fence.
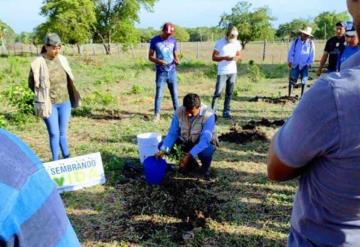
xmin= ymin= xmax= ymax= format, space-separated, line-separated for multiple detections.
xmin=0 ymin=40 xmax=326 ymax=64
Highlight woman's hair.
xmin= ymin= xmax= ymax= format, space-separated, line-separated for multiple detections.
xmin=40 ymin=45 xmax=47 ymax=54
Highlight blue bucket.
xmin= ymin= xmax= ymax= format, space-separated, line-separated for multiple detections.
xmin=143 ymin=156 xmax=167 ymax=185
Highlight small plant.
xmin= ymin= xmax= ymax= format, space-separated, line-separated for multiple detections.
xmin=0 ymin=115 xmax=7 ymax=128
xmin=83 ymin=91 xmax=114 ymax=107
xmin=126 ymin=85 xmax=144 ymax=95
xmin=247 ymin=60 xmax=264 ymax=83
xmin=166 ymin=143 xmax=185 ymax=162
xmin=2 ymin=83 xmax=34 ymax=115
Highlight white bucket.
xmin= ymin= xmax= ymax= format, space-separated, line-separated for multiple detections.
xmin=137 ymin=132 xmax=162 ymax=163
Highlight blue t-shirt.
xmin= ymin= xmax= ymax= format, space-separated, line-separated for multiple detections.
xmin=275 ymin=51 xmax=360 ymax=246
xmin=338 ymin=45 xmax=360 ymax=70
xmin=0 ymin=129 xmax=80 ymax=246
xmin=150 ymin=35 xmax=177 ymax=72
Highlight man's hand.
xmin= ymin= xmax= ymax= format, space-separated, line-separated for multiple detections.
xmin=179 ymin=153 xmax=192 ymax=171
xmin=316 ymin=68 xmax=322 ymax=77
xmin=155 ymin=150 xmax=165 ymax=160
xmin=157 ymin=60 xmax=167 ymax=66
xmin=288 ymin=63 xmax=292 ymax=69
xmin=224 ymin=56 xmax=234 ymax=61
xmin=174 ymin=58 xmax=180 ymax=65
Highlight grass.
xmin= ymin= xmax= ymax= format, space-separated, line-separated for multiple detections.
xmin=0 ymin=54 xmax=315 ymax=246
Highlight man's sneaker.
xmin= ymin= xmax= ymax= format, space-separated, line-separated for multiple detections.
xmin=222 ymin=112 xmax=232 ymax=119
xmin=153 ymin=113 xmax=160 ymax=122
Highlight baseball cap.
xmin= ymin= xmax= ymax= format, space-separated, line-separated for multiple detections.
xmin=336 ymin=21 xmax=347 ymax=28
xmin=44 ymin=33 xmax=61 ymax=46
xmin=162 ymin=23 xmax=175 ymax=35
xmin=345 ymin=22 xmax=356 ymax=36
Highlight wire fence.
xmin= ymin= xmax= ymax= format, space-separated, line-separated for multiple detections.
xmin=0 ymin=40 xmax=326 ymax=64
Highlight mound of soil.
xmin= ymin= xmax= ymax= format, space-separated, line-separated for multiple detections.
xmin=250 ymin=95 xmax=298 ymax=104
xmin=242 ymin=118 xmax=285 ymax=130
xmin=219 ymin=126 xmax=268 ymax=144
xmin=122 ymin=176 xmax=222 ymax=241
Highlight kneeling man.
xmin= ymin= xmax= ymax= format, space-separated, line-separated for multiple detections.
xmin=156 ymin=93 xmax=218 ymax=178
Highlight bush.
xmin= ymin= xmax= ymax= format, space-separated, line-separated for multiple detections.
xmin=247 ymin=60 xmax=264 ymax=83
xmin=2 ymin=83 xmax=34 ymax=115
xmin=0 ymin=115 xmax=7 ymax=128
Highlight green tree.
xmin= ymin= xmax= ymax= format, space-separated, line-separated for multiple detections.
xmin=220 ymin=1 xmax=275 ymax=49
xmin=138 ymin=27 xmax=158 ymax=42
xmin=313 ymin=11 xmax=350 ymax=39
xmin=276 ymin=18 xmax=313 ymax=40
xmin=187 ymin=27 xmax=222 ymax=42
xmin=16 ymin=32 xmax=37 ymax=44
xmin=93 ymin=0 xmax=157 ymax=54
xmin=0 ymin=20 xmax=16 ymax=45
xmin=173 ymin=25 xmax=189 ymax=42
xmin=35 ymin=0 xmax=96 ymax=53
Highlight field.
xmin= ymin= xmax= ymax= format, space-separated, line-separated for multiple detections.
xmin=0 ymin=50 xmax=316 ymax=246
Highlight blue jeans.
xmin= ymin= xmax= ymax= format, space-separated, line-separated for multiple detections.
xmin=43 ymin=100 xmax=71 ymax=160
xmin=289 ymin=66 xmax=309 ymax=85
xmin=155 ymin=70 xmax=179 ymax=114
xmin=211 ymin=74 xmax=237 ymax=115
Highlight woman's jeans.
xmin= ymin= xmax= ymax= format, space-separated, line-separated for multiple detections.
xmin=154 ymin=70 xmax=179 ymax=114
xmin=44 ymin=100 xmax=71 ymax=160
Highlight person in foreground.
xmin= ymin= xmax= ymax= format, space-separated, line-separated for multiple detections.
xmin=155 ymin=93 xmax=218 ymax=178
xmin=0 ymin=128 xmax=80 ymax=246
xmin=268 ymin=1 xmax=360 ymax=245
xmin=28 ymin=33 xmax=81 ymax=161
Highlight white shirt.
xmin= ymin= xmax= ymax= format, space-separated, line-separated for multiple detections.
xmin=214 ymin=38 xmax=242 ymax=75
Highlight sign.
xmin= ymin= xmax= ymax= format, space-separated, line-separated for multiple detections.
xmin=44 ymin=152 xmax=106 ymax=193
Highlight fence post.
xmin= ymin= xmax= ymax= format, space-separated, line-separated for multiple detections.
xmin=196 ymin=42 xmax=200 ymax=59
xmin=262 ymin=39 xmax=267 ymax=61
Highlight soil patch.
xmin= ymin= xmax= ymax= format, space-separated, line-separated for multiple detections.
xmin=122 ymin=176 xmax=222 ymax=242
xmin=249 ymin=95 xmax=298 ymax=104
xmin=242 ymin=118 xmax=285 ymax=130
xmin=219 ymin=126 xmax=268 ymax=144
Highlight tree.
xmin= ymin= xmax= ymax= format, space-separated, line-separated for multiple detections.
xmin=219 ymin=1 xmax=274 ymax=48
xmin=0 ymin=20 xmax=16 ymax=45
xmin=187 ymin=27 xmax=223 ymax=42
xmin=138 ymin=27 xmax=158 ymax=42
xmin=313 ymin=11 xmax=350 ymax=39
xmin=173 ymin=25 xmax=189 ymax=42
xmin=276 ymin=18 xmax=313 ymax=41
xmin=35 ymin=0 xmax=96 ymax=53
xmin=93 ymin=0 xmax=157 ymax=54
xmin=16 ymin=32 xmax=37 ymax=44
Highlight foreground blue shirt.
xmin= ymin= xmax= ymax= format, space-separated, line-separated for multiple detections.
xmin=287 ymin=37 xmax=315 ymax=69
xmin=275 ymin=51 xmax=360 ymax=246
xmin=0 ymin=129 xmax=80 ymax=246
xmin=160 ymin=107 xmax=215 ymax=157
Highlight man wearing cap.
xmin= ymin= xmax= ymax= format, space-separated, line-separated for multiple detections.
xmin=268 ymin=0 xmax=360 ymax=245
xmin=287 ymin=27 xmax=315 ymax=97
xmin=316 ymin=21 xmax=346 ymax=76
xmin=211 ymin=25 xmax=242 ymax=119
xmin=149 ymin=22 xmax=180 ymax=121
xmin=338 ymin=21 xmax=360 ymax=70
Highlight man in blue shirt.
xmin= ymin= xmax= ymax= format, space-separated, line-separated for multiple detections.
xmin=287 ymin=27 xmax=315 ymax=97
xmin=338 ymin=21 xmax=360 ymax=70
xmin=268 ymin=1 xmax=360 ymax=245
xmin=155 ymin=93 xmax=218 ymax=178
xmin=149 ymin=22 xmax=180 ymax=121
xmin=0 ymin=129 xmax=80 ymax=246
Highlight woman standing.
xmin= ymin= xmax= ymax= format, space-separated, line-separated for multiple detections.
xmin=28 ymin=33 xmax=80 ymax=160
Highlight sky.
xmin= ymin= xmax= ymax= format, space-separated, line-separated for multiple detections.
xmin=0 ymin=0 xmax=349 ymax=33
